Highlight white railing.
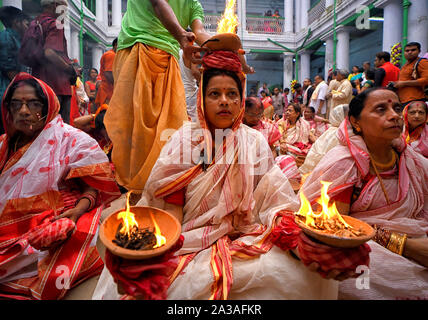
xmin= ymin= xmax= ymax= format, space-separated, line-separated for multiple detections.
xmin=204 ymin=14 xmax=222 ymax=33
xmin=246 ymin=16 xmax=284 ymax=35
xmin=204 ymin=14 xmax=285 ymax=35
xmin=308 ymin=0 xmax=326 ymax=25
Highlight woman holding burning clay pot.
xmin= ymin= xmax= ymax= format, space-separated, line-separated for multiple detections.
xmin=301 ymin=87 xmax=428 ymax=299
xmin=94 ymin=48 xmax=371 ymax=301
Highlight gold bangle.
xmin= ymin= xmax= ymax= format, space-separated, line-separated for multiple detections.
xmin=387 ymin=233 xmax=400 ymax=254
xmin=387 ymin=232 xmax=407 ymax=255
xmin=397 ymin=233 xmax=407 ymax=256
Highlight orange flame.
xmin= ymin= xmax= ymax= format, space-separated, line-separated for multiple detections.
xmin=117 ymin=193 xmax=167 ymax=248
xmin=296 ymin=181 xmax=352 ymax=230
xmin=150 ymin=212 xmax=166 ymax=249
xmin=117 ymin=192 xmax=138 ymax=236
xmin=217 ymin=0 xmax=239 ymax=34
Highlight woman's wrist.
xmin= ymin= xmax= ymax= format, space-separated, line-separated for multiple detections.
xmin=403 ymin=238 xmax=415 ymax=259
xmin=74 ymin=197 xmax=91 ymax=213
xmin=373 ymin=225 xmax=407 ymax=256
xmin=386 ymin=232 xmax=407 ymax=256
xmin=74 ymin=192 xmax=97 ymax=212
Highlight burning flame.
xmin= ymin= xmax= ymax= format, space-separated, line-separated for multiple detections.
xmin=116 ymin=192 xmax=166 ymax=249
xmin=117 ymin=192 xmax=139 ymax=236
xmin=296 ymin=181 xmax=352 ymax=230
xmin=150 ymin=212 xmax=166 ymax=249
xmin=217 ymin=0 xmax=239 ymax=34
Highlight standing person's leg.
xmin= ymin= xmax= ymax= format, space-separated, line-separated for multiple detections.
xmin=58 ymin=95 xmax=72 ymax=124
xmin=104 ymin=44 xmax=188 ymax=193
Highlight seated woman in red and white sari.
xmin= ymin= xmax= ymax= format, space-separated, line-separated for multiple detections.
xmin=299 ymin=104 xmax=349 ymax=176
xmin=303 ymin=106 xmax=330 ymax=139
xmin=277 ymin=103 xmax=315 ymax=161
xmin=301 ymin=88 xmax=428 ymax=300
xmin=243 ymin=97 xmax=281 ymax=158
xmin=0 ymin=73 xmax=120 ymax=300
xmin=403 ymin=100 xmax=428 ymax=158
xmin=275 ymin=103 xmax=315 ymax=182
xmin=93 ymin=50 xmax=370 ymax=301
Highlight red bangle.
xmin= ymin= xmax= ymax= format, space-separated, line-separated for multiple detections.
xmin=373 ymin=225 xmax=392 ymax=248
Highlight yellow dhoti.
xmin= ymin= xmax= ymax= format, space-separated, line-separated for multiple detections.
xmin=105 ymin=43 xmax=188 ymax=191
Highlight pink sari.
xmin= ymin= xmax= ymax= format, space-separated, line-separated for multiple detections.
xmin=403 ymin=104 xmax=428 ymax=158
xmin=301 ymin=118 xmax=428 ymax=299
xmin=252 ymin=120 xmax=281 ymax=147
xmin=307 ymin=115 xmax=330 ymax=138
xmin=278 ymin=117 xmax=312 ymax=156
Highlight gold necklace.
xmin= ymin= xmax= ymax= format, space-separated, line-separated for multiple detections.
xmin=370 ymin=157 xmax=391 ymax=205
xmin=371 ymin=150 xmax=397 ymax=171
xmin=370 ymin=149 xmax=398 ymax=206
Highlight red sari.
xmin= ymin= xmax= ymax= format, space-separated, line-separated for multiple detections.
xmin=403 ymin=103 xmax=428 ymax=157
xmin=0 ymin=73 xmax=120 ymax=300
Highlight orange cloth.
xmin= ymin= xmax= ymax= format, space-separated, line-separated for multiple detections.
xmin=398 ymin=58 xmax=428 ymax=103
xmin=104 ymin=43 xmax=188 ymax=191
xmin=95 ymin=50 xmax=116 ymax=106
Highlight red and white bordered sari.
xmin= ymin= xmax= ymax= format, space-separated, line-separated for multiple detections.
xmin=277 ymin=117 xmax=312 ymax=157
xmin=306 ymin=115 xmax=330 ymax=138
xmin=403 ymin=103 xmax=428 ymax=158
xmin=252 ymin=120 xmax=281 ymax=148
xmin=301 ymin=119 xmax=428 ymax=300
xmin=299 ymin=105 xmax=347 ymax=176
xmin=93 ymin=51 xmax=338 ymax=300
xmin=94 ymin=123 xmax=338 ymax=300
xmin=0 ymin=73 xmax=120 ymax=300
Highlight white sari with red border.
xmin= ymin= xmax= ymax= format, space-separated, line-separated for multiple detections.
xmin=301 ymin=119 xmax=428 ymax=300
xmin=93 ymin=123 xmax=338 ymax=300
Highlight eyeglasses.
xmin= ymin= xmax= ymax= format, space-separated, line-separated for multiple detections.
xmin=8 ymin=100 xmax=44 ymax=112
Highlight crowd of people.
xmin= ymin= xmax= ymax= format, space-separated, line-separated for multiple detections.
xmin=246 ymin=44 xmax=428 ymax=177
xmin=0 ymin=0 xmax=427 ymax=301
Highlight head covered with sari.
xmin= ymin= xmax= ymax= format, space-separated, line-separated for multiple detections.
xmin=0 ymin=72 xmax=60 ymax=166
xmin=142 ymin=43 xmax=299 ymax=243
xmin=402 ymin=100 xmax=428 ymax=157
xmin=301 ymin=94 xmax=428 ymax=300
xmin=129 ymin=47 xmax=313 ymax=301
xmin=1 ymin=71 xmax=119 ymax=212
xmin=155 ymin=49 xmax=247 ymax=198
xmin=0 ymin=73 xmax=120 ymax=299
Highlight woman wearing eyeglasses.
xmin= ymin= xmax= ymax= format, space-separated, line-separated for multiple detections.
xmin=0 ymin=73 xmax=120 ymax=300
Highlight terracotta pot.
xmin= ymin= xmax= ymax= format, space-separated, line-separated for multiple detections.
xmin=99 ymin=206 xmax=181 ymax=260
xmin=204 ymin=33 xmax=242 ymax=52
xmin=295 ymin=215 xmax=375 ymax=248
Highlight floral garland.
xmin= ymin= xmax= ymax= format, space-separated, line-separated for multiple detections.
xmin=391 ymin=43 xmax=402 ymax=68
xmin=290 ymin=80 xmax=297 ymax=94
